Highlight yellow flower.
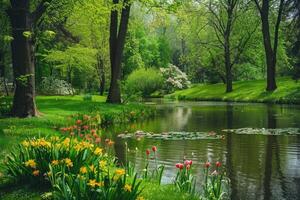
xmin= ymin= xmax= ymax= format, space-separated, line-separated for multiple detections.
xmin=124 ymin=184 xmax=132 ymax=192
xmin=89 ymin=164 xmax=95 ymax=172
xmin=64 ymin=158 xmax=73 ymax=167
xmin=88 ymin=179 xmax=99 ymax=188
xmin=37 ymin=138 xmax=51 ymax=148
xmin=32 ymin=170 xmax=40 ymax=176
xmin=94 ymin=147 xmax=103 ymax=156
xmin=99 ymin=160 xmax=107 ymax=168
xmin=137 ymin=196 xmax=145 ymax=200
xmin=22 ymin=140 xmax=30 ymax=147
xmin=80 ymin=166 xmax=88 ymax=174
xmin=25 ymin=159 xmax=36 ymax=168
xmin=47 ymin=172 xmax=52 ymax=177
xmin=51 ymin=160 xmax=59 ymax=166
xmin=115 ymin=169 xmax=125 ymax=176
xmin=62 ymin=138 xmax=70 ymax=147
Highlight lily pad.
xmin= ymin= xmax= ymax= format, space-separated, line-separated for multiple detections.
xmin=118 ymin=130 xmax=225 ymax=140
xmin=222 ymin=128 xmax=300 ymax=135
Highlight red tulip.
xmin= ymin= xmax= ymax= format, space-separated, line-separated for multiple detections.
xmin=216 ymin=161 xmax=221 ymax=168
xmin=175 ymin=163 xmax=184 ymax=170
xmin=205 ymin=161 xmax=211 ymax=168
xmin=146 ymin=149 xmax=150 ymax=156
xmin=184 ymin=160 xmax=192 ymax=166
xmin=76 ymin=120 xmax=82 ymax=125
xmin=152 ymin=146 xmax=157 ymax=152
xmin=91 ymin=129 xmax=96 ymax=134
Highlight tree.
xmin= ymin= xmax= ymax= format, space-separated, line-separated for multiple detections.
xmin=107 ymin=0 xmax=131 ymax=103
xmin=6 ymin=0 xmax=50 ymax=117
xmin=253 ymin=0 xmax=285 ymax=91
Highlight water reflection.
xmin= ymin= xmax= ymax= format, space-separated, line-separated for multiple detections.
xmin=112 ymin=101 xmax=300 ymax=200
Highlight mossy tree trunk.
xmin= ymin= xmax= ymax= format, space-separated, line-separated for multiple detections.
xmin=107 ymin=0 xmax=131 ymax=103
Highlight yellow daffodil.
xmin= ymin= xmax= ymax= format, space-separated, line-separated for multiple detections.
xmin=87 ymin=179 xmax=102 ymax=188
xmin=94 ymin=147 xmax=103 ymax=156
xmin=51 ymin=160 xmax=59 ymax=166
xmin=80 ymin=166 xmax=88 ymax=174
xmin=115 ymin=169 xmax=125 ymax=176
xmin=25 ymin=159 xmax=36 ymax=168
xmin=32 ymin=170 xmax=40 ymax=176
xmin=124 ymin=184 xmax=132 ymax=192
xmin=62 ymin=138 xmax=70 ymax=147
xmin=137 ymin=196 xmax=145 ymax=200
xmin=64 ymin=158 xmax=73 ymax=167
xmin=22 ymin=140 xmax=29 ymax=147
xmin=99 ymin=160 xmax=107 ymax=168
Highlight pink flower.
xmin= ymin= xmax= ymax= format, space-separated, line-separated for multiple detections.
xmin=186 ymin=164 xmax=191 ymax=170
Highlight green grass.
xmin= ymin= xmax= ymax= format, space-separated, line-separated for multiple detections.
xmin=0 ymin=95 xmax=150 ymax=137
xmin=168 ymin=77 xmax=300 ymax=104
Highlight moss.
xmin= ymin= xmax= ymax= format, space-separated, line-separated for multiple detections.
xmin=167 ymin=77 xmax=300 ymax=104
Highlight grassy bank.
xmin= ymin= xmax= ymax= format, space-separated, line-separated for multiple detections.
xmin=168 ymin=77 xmax=300 ymax=104
xmin=0 ymin=95 xmax=153 ymax=137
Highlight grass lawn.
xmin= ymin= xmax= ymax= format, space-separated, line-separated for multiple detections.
xmin=0 ymin=95 xmax=151 ymax=137
xmin=168 ymin=77 xmax=300 ymax=104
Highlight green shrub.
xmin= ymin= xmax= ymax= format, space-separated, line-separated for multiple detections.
xmin=124 ymin=68 xmax=163 ymax=99
xmin=0 ymin=96 xmax=11 ymax=117
xmin=83 ymin=94 xmax=93 ymax=101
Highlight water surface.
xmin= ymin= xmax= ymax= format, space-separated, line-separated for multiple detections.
xmin=111 ymin=100 xmax=300 ymax=200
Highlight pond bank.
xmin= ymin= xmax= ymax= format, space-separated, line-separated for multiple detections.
xmin=0 ymin=95 xmax=154 ymax=137
xmin=167 ymin=77 xmax=300 ymax=104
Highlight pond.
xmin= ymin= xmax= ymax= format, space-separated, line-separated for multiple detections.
xmin=111 ymin=99 xmax=300 ymax=200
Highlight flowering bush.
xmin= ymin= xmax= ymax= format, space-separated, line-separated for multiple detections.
xmin=4 ymin=136 xmax=144 ymax=200
xmin=4 ymin=136 xmax=113 ymax=183
xmin=49 ymin=165 xmax=142 ymax=200
xmin=39 ymin=76 xmax=75 ymax=95
xmin=160 ymin=64 xmax=190 ymax=93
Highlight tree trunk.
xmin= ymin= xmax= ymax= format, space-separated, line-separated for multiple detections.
xmin=259 ymin=0 xmax=278 ymax=91
xmin=261 ymin=18 xmax=277 ymax=91
xmin=225 ymin=37 xmax=233 ymax=93
xmin=107 ymin=0 xmax=131 ymax=104
xmin=8 ymin=0 xmax=37 ymax=117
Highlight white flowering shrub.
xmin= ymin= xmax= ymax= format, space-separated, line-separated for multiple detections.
xmin=160 ymin=64 xmax=190 ymax=92
xmin=39 ymin=76 xmax=75 ymax=95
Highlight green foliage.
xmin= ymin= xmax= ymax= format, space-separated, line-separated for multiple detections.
xmin=44 ymin=45 xmax=97 ymax=73
xmin=124 ymin=68 xmax=164 ymax=99
xmin=0 ymin=95 xmax=11 ymax=117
